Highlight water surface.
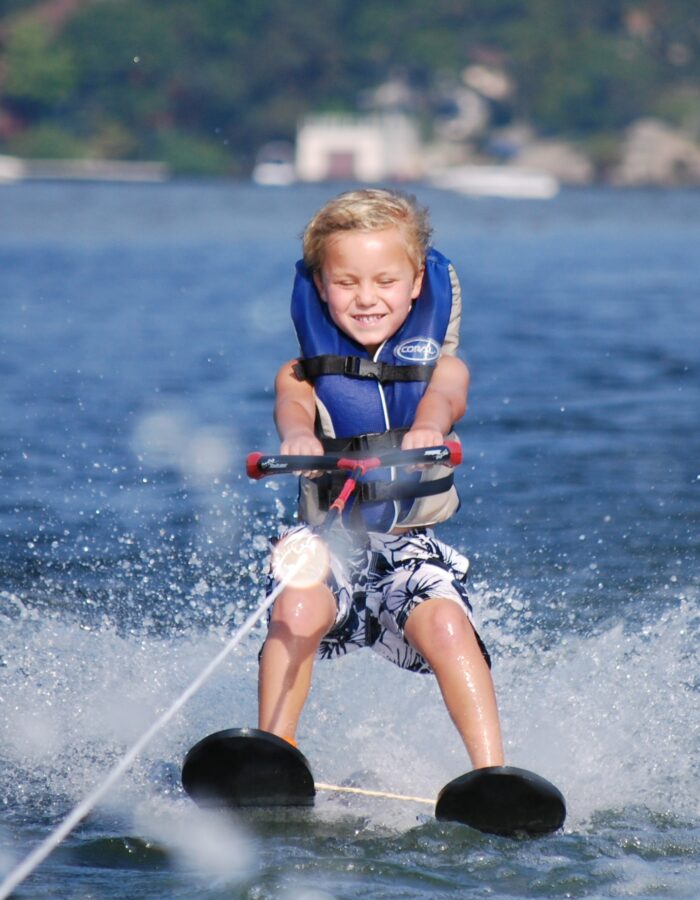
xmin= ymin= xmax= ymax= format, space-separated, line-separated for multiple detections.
xmin=1 ymin=182 xmax=698 ymax=898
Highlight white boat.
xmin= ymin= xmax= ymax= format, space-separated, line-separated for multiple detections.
xmin=252 ymin=141 xmax=296 ymax=186
xmin=0 ymin=155 xmax=27 ymax=183
xmin=429 ymin=164 xmax=559 ymax=199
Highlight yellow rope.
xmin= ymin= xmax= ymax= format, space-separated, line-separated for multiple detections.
xmin=315 ymin=781 xmax=434 ymax=806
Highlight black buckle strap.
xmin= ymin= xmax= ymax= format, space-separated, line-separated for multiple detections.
xmin=310 ymin=471 xmax=454 ymax=512
xmin=343 ymin=356 xmax=383 ymax=379
xmin=321 ymin=429 xmax=407 ymax=455
xmin=358 ymin=473 xmax=454 ymax=503
xmin=298 ymin=355 xmax=434 ymax=383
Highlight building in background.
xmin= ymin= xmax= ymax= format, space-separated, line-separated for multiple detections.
xmin=295 ymin=113 xmax=422 ymax=182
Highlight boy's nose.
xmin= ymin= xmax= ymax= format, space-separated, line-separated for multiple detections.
xmin=354 ymin=284 xmax=376 ymax=307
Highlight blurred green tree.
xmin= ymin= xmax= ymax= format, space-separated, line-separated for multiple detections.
xmin=3 ymin=20 xmax=76 ymax=111
xmin=0 ymin=0 xmax=696 ymax=172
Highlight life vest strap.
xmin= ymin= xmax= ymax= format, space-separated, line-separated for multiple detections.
xmin=311 ymin=430 xmax=456 ymax=515
xmin=311 ymin=471 xmax=454 ymax=511
xmin=358 ymin=473 xmax=455 ymax=503
xmin=321 ymin=429 xmax=407 ymax=455
xmin=295 ymin=355 xmax=435 ymax=383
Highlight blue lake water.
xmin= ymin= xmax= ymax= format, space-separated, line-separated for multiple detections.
xmin=0 ymin=181 xmax=698 ymax=898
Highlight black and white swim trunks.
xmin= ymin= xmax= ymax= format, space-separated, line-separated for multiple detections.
xmin=265 ymin=525 xmax=488 ymax=673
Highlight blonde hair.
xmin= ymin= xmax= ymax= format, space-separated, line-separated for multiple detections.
xmin=302 ymin=188 xmax=432 ymax=275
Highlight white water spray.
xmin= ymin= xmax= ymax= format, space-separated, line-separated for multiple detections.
xmin=0 ymin=556 xmax=307 ymax=899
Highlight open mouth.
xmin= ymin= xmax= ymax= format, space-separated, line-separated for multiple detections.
xmin=353 ymin=314 xmax=385 ymax=324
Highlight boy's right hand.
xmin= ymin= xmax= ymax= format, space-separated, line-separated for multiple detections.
xmin=280 ymin=431 xmax=324 ymax=457
xmin=281 ymin=430 xmax=324 ymax=478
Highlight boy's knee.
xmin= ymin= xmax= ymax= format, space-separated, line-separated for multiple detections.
xmin=406 ymin=597 xmax=474 ymax=651
xmin=270 ymin=586 xmax=336 ymax=638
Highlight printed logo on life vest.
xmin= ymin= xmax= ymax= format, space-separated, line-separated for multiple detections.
xmin=394 ymin=338 xmax=440 ymax=363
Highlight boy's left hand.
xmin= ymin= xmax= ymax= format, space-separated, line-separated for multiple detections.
xmin=401 ymin=428 xmax=445 ymax=450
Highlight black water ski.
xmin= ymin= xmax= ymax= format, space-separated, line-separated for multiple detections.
xmin=435 ymin=766 xmax=566 ymax=836
xmin=182 ymin=728 xmax=315 ymax=808
xmin=182 ymin=733 xmax=564 ymax=837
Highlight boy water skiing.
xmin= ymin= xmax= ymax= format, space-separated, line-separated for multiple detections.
xmin=258 ymin=189 xmax=504 ymax=772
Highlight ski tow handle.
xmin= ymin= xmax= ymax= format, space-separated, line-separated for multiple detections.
xmin=246 ymin=441 xmax=462 ymax=480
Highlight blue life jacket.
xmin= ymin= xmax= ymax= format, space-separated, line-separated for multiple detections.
xmin=291 ymin=248 xmax=462 ymax=531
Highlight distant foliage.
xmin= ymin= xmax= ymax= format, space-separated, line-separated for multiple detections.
xmin=0 ymin=0 xmax=697 ymax=172
xmin=3 ymin=21 xmax=76 ymax=109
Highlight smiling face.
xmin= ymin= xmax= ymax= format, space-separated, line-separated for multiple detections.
xmin=313 ymin=228 xmax=424 ymax=357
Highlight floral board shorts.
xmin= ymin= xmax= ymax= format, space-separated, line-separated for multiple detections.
xmin=264 ymin=525 xmax=490 ymax=674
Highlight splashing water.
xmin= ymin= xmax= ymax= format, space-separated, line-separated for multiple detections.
xmin=2 ymin=569 xmax=698 ymax=896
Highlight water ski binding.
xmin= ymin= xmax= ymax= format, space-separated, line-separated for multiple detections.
xmin=181 ymin=729 xmax=565 ymax=836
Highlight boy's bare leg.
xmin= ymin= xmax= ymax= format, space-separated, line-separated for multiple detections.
xmin=258 ymin=583 xmax=336 ymax=742
xmin=404 ymin=598 xmax=505 ymax=769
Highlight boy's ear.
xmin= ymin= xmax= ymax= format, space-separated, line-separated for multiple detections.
xmin=411 ymin=265 xmax=425 ymax=300
xmin=313 ymin=271 xmax=327 ymax=302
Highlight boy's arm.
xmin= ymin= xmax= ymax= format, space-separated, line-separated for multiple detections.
xmin=402 ymin=355 xmax=469 ymax=450
xmin=274 ymin=359 xmax=324 ymax=455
